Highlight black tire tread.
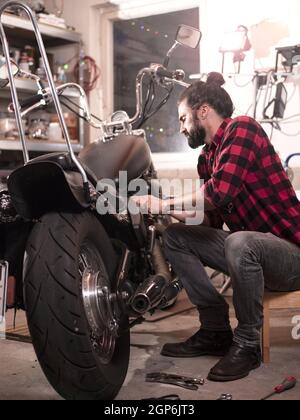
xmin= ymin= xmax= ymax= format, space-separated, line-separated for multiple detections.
xmin=24 ymin=211 xmax=130 ymax=400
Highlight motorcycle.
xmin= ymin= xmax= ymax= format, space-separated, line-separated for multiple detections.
xmin=0 ymin=0 xmax=201 ymax=400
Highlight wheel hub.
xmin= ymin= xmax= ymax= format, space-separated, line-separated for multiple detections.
xmin=81 ymin=250 xmax=120 ymax=364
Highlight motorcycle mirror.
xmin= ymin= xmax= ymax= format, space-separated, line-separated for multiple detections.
xmin=163 ymin=25 xmax=201 ymax=68
xmin=0 ymin=58 xmax=19 ymax=88
xmin=176 ymin=25 xmax=202 ymax=49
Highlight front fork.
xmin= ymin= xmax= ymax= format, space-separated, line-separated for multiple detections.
xmin=0 ymin=261 xmax=8 ymax=330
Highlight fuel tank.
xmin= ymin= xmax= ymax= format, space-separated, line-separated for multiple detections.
xmin=79 ymin=133 xmax=152 ymax=183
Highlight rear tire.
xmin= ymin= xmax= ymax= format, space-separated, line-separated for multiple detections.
xmin=24 ymin=211 xmax=130 ymax=400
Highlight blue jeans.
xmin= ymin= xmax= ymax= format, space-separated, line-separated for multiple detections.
xmin=163 ymin=224 xmax=300 ymax=347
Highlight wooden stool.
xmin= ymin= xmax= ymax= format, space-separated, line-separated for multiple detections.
xmin=262 ymin=291 xmax=300 ymax=363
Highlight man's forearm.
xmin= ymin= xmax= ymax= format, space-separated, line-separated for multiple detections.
xmin=164 ymin=188 xmax=215 ymax=212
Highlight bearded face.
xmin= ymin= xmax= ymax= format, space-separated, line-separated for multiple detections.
xmin=178 ymin=100 xmax=208 ymax=150
xmin=186 ymin=111 xmax=207 ymax=149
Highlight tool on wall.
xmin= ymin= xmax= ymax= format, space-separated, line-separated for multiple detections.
xmin=261 ymin=376 xmax=297 ymax=400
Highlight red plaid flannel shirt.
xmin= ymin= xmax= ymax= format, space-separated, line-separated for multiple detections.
xmin=198 ymin=116 xmax=300 ymax=246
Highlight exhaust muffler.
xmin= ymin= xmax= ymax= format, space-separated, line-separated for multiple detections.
xmin=131 ymin=274 xmax=169 ymax=314
xmin=131 ymin=238 xmax=181 ymax=315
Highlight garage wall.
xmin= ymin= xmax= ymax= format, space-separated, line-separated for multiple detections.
xmin=45 ymin=0 xmax=300 ymax=171
xmin=200 ymin=0 xmax=300 ymax=168
xmin=44 ymin=0 xmax=99 ymax=50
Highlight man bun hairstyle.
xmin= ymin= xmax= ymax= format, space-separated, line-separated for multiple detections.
xmin=179 ymin=72 xmax=234 ymax=119
xmin=206 ymin=72 xmax=226 ymax=87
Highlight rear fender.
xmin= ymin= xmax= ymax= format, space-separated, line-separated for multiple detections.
xmin=7 ymin=161 xmax=90 ymax=220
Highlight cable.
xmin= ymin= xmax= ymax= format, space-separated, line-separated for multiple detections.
xmin=269 ymin=124 xmax=275 ymax=141
xmin=253 ymin=85 xmax=263 ymax=118
xmin=281 ymin=113 xmax=300 ymax=121
xmin=278 ymin=120 xmax=300 ymax=125
xmin=137 ymin=82 xmax=174 ymax=129
xmin=142 ymin=79 xmax=155 ymax=122
xmin=59 ymin=98 xmax=88 ymax=123
xmin=233 ymin=74 xmax=255 ymax=88
xmin=60 ymin=94 xmax=103 ymax=123
xmin=59 ymin=97 xmax=104 ymax=128
xmin=137 ymin=78 xmax=156 ymax=128
xmin=73 ymin=56 xmax=101 ymax=93
xmin=276 ymin=128 xmax=300 ymax=137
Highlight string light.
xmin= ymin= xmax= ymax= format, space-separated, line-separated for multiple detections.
xmin=145 ymin=126 xmax=167 ymax=134
xmin=130 ymin=20 xmax=170 ymax=40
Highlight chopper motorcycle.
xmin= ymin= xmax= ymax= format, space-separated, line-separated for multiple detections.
xmin=0 ymin=1 xmax=201 ymax=400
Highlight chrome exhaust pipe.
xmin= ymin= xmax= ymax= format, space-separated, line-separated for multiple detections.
xmin=130 ymin=276 xmax=182 ymax=315
xmin=131 ymin=234 xmax=182 ymax=315
xmin=130 ymin=274 xmax=169 ymax=315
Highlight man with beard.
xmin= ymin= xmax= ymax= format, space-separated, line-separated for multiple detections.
xmin=133 ymin=72 xmax=300 ymax=382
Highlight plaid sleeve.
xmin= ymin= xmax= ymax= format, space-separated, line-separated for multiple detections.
xmin=204 ymin=120 xmax=261 ymax=208
xmin=197 ymin=148 xmax=210 ymax=182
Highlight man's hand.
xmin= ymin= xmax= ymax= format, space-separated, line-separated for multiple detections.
xmin=129 ymin=195 xmax=206 ymax=225
xmin=129 ymin=195 xmax=165 ymax=215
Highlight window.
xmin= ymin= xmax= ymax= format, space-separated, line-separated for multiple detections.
xmin=114 ymin=8 xmax=200 ymax=153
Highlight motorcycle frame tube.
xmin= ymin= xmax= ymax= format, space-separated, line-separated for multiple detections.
xmin=0 ymin=1 xmax=88 ymax=186
xmin=0 ymin=5 xmax=28 ymax=162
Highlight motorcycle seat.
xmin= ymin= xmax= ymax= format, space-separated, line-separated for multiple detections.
xmin=26 ymin=152 xmax=98 ymax=186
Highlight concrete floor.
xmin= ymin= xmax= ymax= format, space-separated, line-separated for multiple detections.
xmin=0 ymin=304 xmax=299 ymax=400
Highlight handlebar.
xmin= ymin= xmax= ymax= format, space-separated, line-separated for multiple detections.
xmin=13 ymin=83 xmax=104 ymax=131
xmin=128 ymin=64 xmax=190 ymax=126
xmin=19 ymin=94 xmax=44 ymax=109
xmin=156 ymin=66 xmax=177 ymax=79
xmin=10 ymin=64 xmax=190 ymax=136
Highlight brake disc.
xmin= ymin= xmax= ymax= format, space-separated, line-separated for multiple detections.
xmin=82 ymin=268 xmax=120 ymax=364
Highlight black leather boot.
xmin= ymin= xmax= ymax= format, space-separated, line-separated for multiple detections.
xmin=207 ymin=343 xmax=262 ymax=382
xmin=161 ymin=329 xmax=233 ymax=358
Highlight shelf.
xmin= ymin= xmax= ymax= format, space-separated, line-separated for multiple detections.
xmin=0 ymin=13 xmax=85 ymax=158
xmin=0 ymin=139 xmax=82 ymax=153
xmin=0 ymin=79 xmax=81 ymax=98
xmin=2 ymin=13 xmax=81 ymax=47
